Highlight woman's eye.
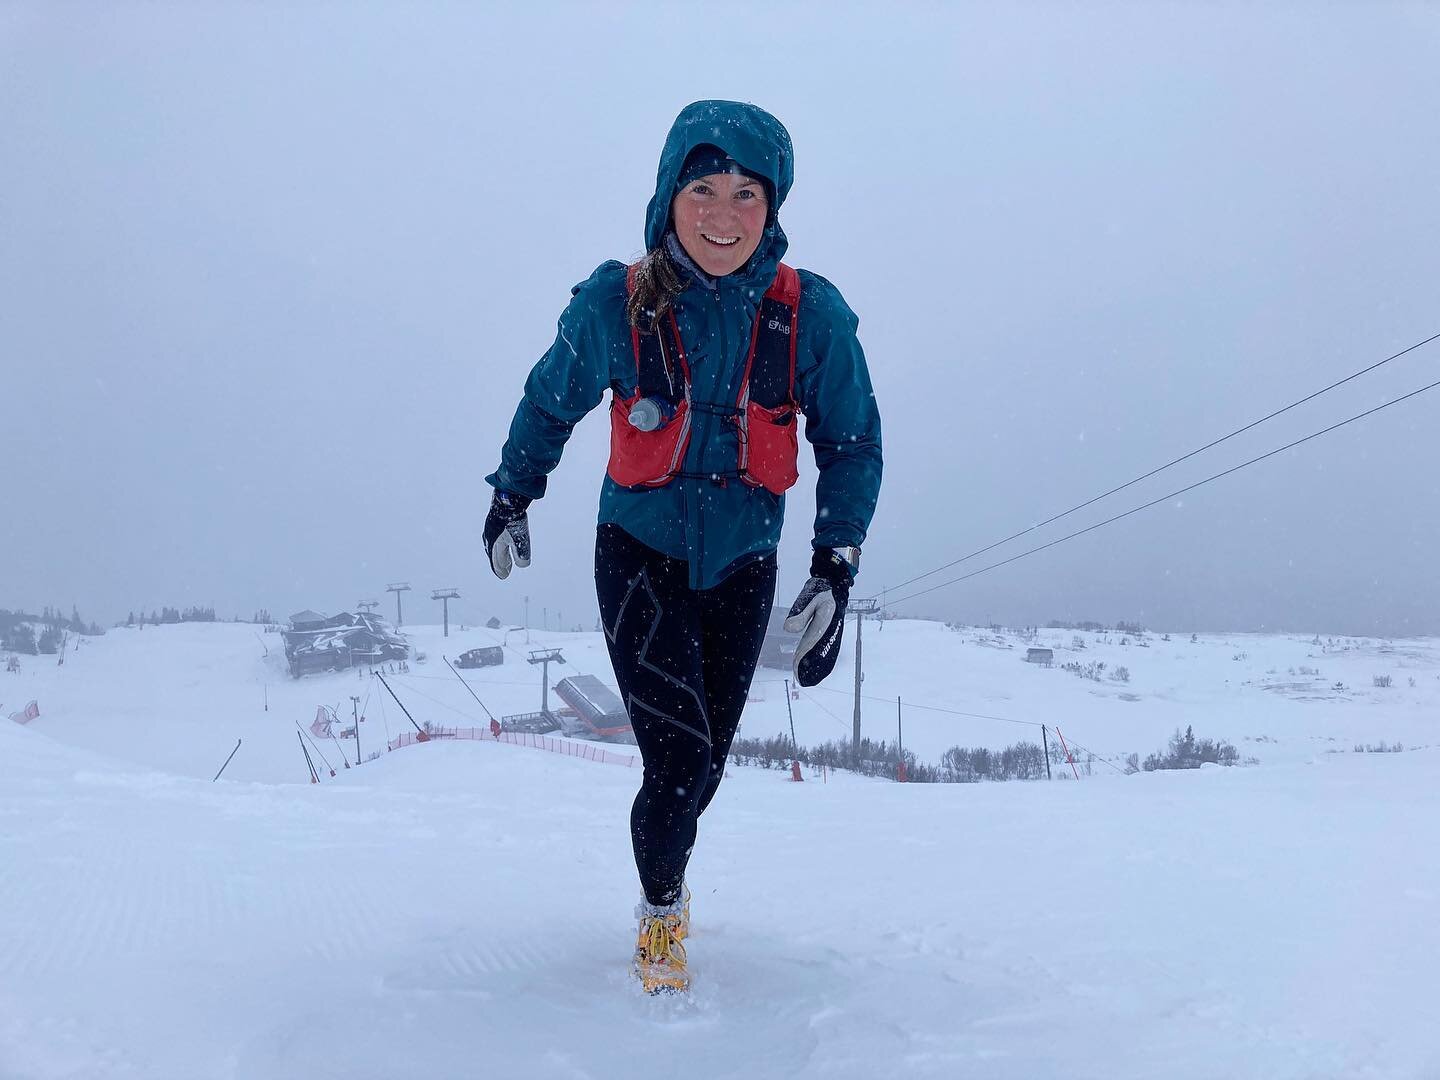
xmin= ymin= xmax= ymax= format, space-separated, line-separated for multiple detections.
xmin=690 ymin=184 xmax=712 ymax=196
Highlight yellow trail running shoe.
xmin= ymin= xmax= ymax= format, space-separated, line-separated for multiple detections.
xmin=633 ymin=908 xmax=689 ymax=995
xmin=673 ymin=882 xmax=692 ymax=942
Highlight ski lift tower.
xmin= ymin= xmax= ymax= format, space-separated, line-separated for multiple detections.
xmin=849 ymin=598 xmax=880 ymax=753
xmin=527 ymin=648 xmax=566 ymax=717
xmin=431 ymin=588 xmax=460 ymax=638
xmin=386 ymin=583 xmax=411 ymax=627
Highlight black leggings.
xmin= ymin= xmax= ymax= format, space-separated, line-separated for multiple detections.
xmin=595 ymin=524 xmax=776 ymax=906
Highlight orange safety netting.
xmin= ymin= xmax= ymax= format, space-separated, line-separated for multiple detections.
xmin=387 ymin=726 xmax=639 ymax=768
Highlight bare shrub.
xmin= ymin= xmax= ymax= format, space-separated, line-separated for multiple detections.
xmin=1061 ymin=660 xmax=1106 ymax=682
xmin=1373 ymin=674 xmax=1393 ymax=688
xmin=1141 ymin=726 xmax=1240 ymax=771
xmin=1111 ymin=666 xmax=1131 ymax=683
xmin=941 ymin=740 xmax=1047 ymax=782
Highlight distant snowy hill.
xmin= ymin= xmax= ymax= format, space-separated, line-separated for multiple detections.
xmin=6 ymin=619 xmax=1436 ymax=781
xmin=2 ymin=622 xmax=1438 ymax=1078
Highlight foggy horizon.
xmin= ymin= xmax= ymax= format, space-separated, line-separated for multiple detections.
xmin=5 ymin=4 xmax=1439 ymax=639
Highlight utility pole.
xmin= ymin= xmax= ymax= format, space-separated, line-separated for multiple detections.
xmin=849 ymin=598 xmax=878 ymax=754
xmin=431 ymin=588 xmax=460 ymax=637
xmin=350 ymin=695 xmax=362 ymax=765
xmin=785 ymin=678 xmax=800 ymax=755
xmin=527 ymin=648 xmax=565 ymax=717
xmin=386 ymin=583 xmax=411 ymax=627
xmin=784 ymin=677 xmax=803 ymax=782
xmin=523 ymin=595 xmax=530 ymax=644
xmin=896 ymin=695 xmax=908 ymax=782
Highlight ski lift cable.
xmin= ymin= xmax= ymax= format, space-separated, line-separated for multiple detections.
xmin=869 ymin=330 xmax=1440 ymax=602
xmin=878 ymin=375 xmax=1440 ymax=609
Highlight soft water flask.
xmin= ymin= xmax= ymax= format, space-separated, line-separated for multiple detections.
xmin=628 ymin=397 xmax=675 ymax=432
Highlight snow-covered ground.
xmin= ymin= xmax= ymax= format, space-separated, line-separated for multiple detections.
xmin=3 ymin=621 xmax=1438 ymax=1078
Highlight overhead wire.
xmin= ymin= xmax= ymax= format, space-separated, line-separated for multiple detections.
xmin=389 ymin=673 xmax=488 ymax=725
xmin=793 ymin=686 xmax=853 ymax=732
xmin=870 ymin=330 xmax=1440 ymax=602
xmin=879 ymin=375 xmax=1440 ymax=608
xmin=375 ymin=677 xmax=393 ymax=742
xmin=804 ymin=683 xmax=1043 ymax=729
xmin=1057 ymin=735 xmax=1129 ymax=776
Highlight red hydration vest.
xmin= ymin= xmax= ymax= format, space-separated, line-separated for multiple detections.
xmin=607 ymin=262 xmax=802 ymax=495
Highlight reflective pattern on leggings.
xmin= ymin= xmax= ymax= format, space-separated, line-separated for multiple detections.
xmin=595 ymin=523 xmax=776 ymax=906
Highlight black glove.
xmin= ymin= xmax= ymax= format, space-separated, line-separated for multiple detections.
xmin=484 ymin=490 xmax=532 ymax=580
xmin=783 ymin=548 xmax=853 ymax=687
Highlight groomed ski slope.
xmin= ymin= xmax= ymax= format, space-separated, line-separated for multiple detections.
xmin=2 ymin=623 xmax=1439 ymax=1079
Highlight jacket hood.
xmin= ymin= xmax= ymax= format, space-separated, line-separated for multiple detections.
xmin=644 ymin=100 xmax=794 ymax=280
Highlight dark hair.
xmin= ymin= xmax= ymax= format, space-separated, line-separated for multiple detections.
xmin=625 ymin=244 xmax=687 ymax=332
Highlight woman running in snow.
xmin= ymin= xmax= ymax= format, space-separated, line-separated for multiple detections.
xmin=484 ymin=100 xmax=882 ymax=993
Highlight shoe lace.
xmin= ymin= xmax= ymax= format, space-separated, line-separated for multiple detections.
xmin=644 ymin=916 xmax=674 ymax=961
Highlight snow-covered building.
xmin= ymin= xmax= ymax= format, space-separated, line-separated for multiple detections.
xmin=281 ymin=611 xmax=407 ymax=677
xmin=288 ymin=610 xmax=329 ymax=632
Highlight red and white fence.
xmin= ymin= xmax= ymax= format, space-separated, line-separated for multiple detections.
xmin=387 ymin=725 xmax=639 ymax=768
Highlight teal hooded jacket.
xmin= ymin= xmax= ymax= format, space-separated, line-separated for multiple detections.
xmin=486 ymin=100 xmax=882 ymax=590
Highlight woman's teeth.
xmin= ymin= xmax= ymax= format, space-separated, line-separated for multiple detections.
xmin=702 ymin=234 xmax=739 ymax=246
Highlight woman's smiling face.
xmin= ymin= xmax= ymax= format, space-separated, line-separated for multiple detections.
xmin=670 ymin=172 xmax=769 ymax=278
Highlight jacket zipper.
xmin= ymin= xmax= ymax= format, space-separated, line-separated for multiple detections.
xmin=692 ymin=284 xmax=726 ymax=589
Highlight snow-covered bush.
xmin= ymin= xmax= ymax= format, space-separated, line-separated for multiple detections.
xmin=1111 ymin=666 xmax=1131 ymax=683
xmin=1372 ymin=674 xmax=1392 ymax=688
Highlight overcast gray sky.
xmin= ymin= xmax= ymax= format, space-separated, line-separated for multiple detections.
xmin=3 ymin=2 xmax=1438 ymax=636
